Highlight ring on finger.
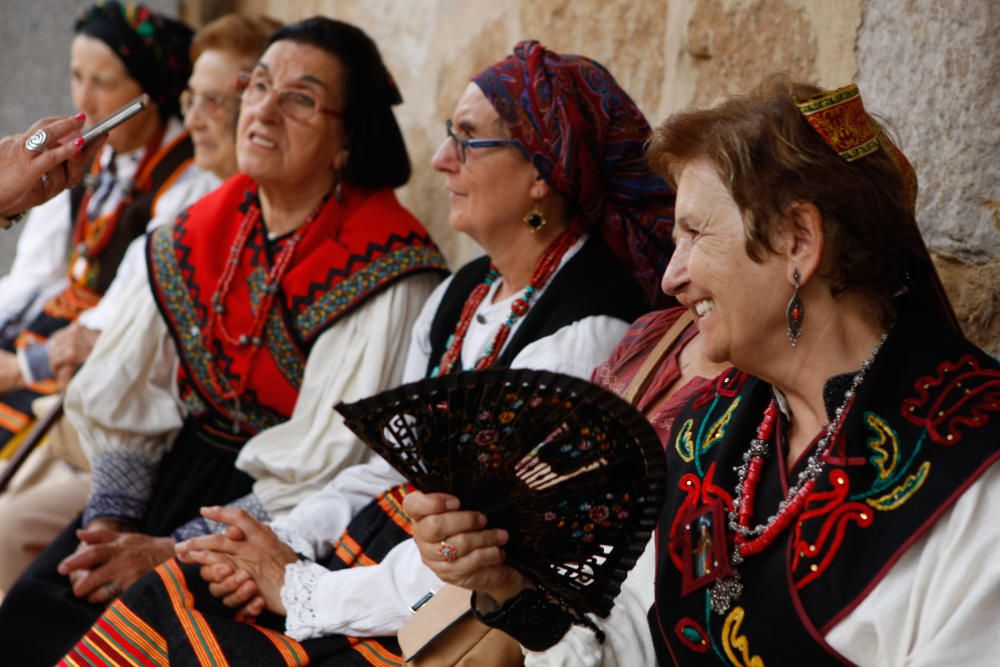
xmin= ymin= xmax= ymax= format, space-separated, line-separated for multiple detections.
xmin=105 ymin=582 xmax=122 ymax=598
xmin=24 ymin=129 xmax=48 ymax=153
xmin=438 ymin=541 xmax=459 ymax=562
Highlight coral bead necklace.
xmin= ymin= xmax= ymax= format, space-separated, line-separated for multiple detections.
xmin=709 ymin=331 xmax=889 ymax=614
xmin=201 ymin=195 xmax=326 ymax=432
xmin=432 ymin=228 xmax=580 ymax=376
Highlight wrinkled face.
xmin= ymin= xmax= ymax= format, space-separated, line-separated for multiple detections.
xmin=236 ymin=40 xmax=348 ymax=194
xmin=71 ymin=34 xmax=160 ymax=153
xmin=661 ymin=158 xmax=788 ymax=367
xmin=431 ymin=83 xmax=538 ymax=244
xmin=185 ymin=49 xmax=251 ymax=179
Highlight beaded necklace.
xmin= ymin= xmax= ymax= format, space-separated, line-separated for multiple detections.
xmin=709 ymin=331 xmax=889 ymax=614
xmin=432 ymin=228 xmax=580 ymax=376
xmin=201 ymin=194 xmax=327 ymax=433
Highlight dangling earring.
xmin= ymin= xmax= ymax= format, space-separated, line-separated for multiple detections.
xmin=333 ymin=168 xmax=344 ymax=203
xmin=523 ymin=207 xmax=547 ymax=233
xmin=786 ymin=268 xmax=804 ymax=347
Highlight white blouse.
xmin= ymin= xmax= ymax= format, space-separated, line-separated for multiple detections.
xmin=270 ymin=238 xmax=633 ymax=641
xmin=64 ymin=266 xmax=442 ymax=525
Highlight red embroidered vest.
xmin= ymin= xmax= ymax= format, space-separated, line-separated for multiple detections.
xmin=147 ymin=173 xmax=447 ymax=440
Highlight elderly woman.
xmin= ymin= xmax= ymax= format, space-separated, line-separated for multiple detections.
xmin=0 ymin=11 xmax=281 ymax=600
xmin=0 ymin=16 xmax=448 ymax=665
xmin=0 ymin=2 xmax=197 ymax=441
xmin=413 ymin=78 xmax=1000 ymax=665
xmin=59 ymin=40 xmax=674 ymax=665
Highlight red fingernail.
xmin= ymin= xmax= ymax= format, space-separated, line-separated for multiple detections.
xmin=75 ymin=113 xmax=86 ymax=121
xmin=74 ymin=137 xmax=85 ymax=147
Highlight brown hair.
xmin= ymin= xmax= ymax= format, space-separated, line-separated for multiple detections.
xmin=190 ymin=14 xmax=282 ymax=63
xmin=647 ymin=75 xmax=929 ymax=325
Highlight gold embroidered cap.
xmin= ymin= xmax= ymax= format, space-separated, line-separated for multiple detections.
xmin=795 ymin=83 xmax=879 ymax=162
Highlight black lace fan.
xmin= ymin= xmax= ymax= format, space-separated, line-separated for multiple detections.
xmin=335 ymin=368 xmax=666 ymax=618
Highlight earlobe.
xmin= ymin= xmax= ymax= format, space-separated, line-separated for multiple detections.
xmin=785 ymin=201 xmax=824 ymax=284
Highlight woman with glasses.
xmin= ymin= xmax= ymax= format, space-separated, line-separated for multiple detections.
xmin=56 ymin=40 xmax=675 ymax=666
xmin=0 ymin=17 xmax=449 ymax=665
xmin=0 ymin=9 xmax=280 ymax=604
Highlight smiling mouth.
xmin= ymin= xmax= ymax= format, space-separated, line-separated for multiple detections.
xmin=249 ymin=134 xmax=276 ymax=148
xmin=694 ymin=299 xmax=716 ymax=318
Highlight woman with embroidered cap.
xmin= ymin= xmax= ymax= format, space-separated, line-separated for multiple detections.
xmin=58 ymin=39 xmax=675 ymax=665
xmin=0 ymin=1 xmax=198 ymax=446
xmin=412 ymin=76 xmax=1000 ymax=665
xmin=0 ymin=10 xmax=281 ymax=604
xmin=0 ymin=16 xmax=448 ymax=665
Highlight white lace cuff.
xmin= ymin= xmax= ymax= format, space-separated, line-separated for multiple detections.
xmin=281 ymin=560 xmax=328 ymax=641
xmin=271 ymin=522 xmax=320 ymax=562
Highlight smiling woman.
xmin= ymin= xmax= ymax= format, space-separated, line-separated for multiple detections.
xmin=0 ymin=16 xmax=449 ymax=666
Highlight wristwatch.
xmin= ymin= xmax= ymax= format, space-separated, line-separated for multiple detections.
xmin=0 ymin=211 xmax=27 ymax=230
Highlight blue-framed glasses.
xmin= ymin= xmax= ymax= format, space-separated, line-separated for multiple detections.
xmin=445 ymin=119 xmax=524 ymax=163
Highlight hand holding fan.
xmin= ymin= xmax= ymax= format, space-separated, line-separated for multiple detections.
xmin=335 ymin=368 xmax=666 ymax=618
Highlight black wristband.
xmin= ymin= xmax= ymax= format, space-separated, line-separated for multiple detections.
xmin=473 ymin=588 xmax=575 ymax=651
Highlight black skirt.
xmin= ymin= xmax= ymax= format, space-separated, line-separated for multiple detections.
xmin=0 ymin=418 xmax=255 ymax=666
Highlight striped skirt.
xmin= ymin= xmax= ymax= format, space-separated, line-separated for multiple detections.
xmin=60 ymin=484 xmax=417 ymax=667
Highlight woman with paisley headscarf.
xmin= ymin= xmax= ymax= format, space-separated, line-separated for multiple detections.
xmin=59 ymin=40 xmax=676 ymax=666
xmin=0 ymin=2 xmax=203 ymax=441
xmin=0 ymin=16 xmax=448 ymax=666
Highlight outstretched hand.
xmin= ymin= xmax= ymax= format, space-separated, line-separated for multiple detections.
xmin=403 ymin=491 xmax=530 ymax=604
xmin=0 ymin=114 xmax=105 ymax=220
xmin=176 ymin=506 xmax=298 ymax=618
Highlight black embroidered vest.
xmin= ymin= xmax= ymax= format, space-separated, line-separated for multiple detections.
xmin=649 ymin=310 xmax=1000 ymax=665
xmin=426 ymin=237 xmax=648 ymax=376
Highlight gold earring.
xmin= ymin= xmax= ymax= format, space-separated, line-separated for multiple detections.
xmin=523 ymin=207 xmax=547 ymax=233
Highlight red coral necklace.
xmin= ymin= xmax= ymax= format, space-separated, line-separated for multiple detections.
xmin=709 ymin=331 xmax=888 ymax=614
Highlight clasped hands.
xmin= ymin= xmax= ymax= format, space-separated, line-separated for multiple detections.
xmin=57 ymin=518 xmax=176 ymax=605
xmin=176 ymin=506 xmax=299 ymax=619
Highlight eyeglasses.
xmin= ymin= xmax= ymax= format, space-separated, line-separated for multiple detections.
xmin=179 ymin=89 xmax=240 ymax=120
xmin=445 ymin=119 xmax=524 ymax=164
xmin=236 ymin=71 xmax=342 ymax=123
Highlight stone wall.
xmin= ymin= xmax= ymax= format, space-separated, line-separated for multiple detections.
xmin=856 ymin=0 xmax=1000 ymax=354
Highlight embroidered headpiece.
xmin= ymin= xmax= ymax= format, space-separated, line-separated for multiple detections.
xmin=794 ymin=84 xmax=879 ymax=162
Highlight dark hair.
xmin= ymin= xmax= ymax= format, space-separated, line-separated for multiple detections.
xmin=267 ymin=17 xmax=410 ymax=189
xmin=647 ymin=75 xmax=929 ymax=326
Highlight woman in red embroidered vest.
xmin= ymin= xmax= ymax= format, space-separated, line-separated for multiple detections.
xmin=0 ymin=17 xmax=447 ymax=665
xmin=0 ymin=10 xmax=283 ymax=602
xmin=55 ymin=41 xmax=676 ymax=666
xmin=0 ymin=1 xmax=195 ymax=446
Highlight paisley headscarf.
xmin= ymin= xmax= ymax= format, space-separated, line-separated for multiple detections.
xmin=75 ymin=1 xmax=193 ymax=120
xmin=474 ymin=40 xmax=675 ymax=305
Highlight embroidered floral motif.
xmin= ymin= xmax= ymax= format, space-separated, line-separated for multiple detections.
xmin=902 ymin=354 xmax=1000 ymax=445
xmin=792 ymin=470 xmax=873 ymax=589
xmin=866 ymin=461 xmax=931 ymax=511
xmin=721 ymin=606 xmax=765 ymax=667
xmin=674 ymin=617 xmax=710 ymax=653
